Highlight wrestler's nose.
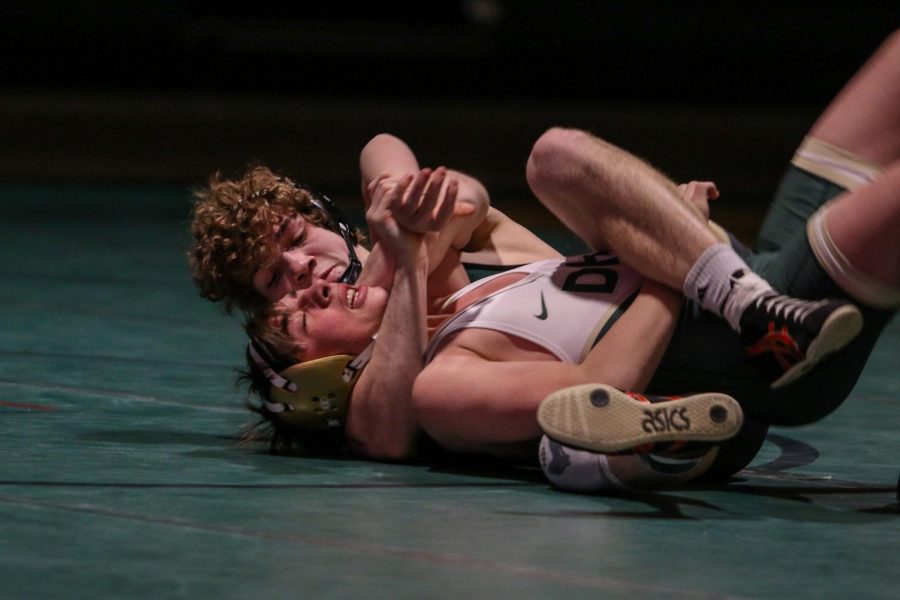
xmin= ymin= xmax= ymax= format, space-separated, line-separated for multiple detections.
xmin=283 ymin=252 xmax=316 ymax=291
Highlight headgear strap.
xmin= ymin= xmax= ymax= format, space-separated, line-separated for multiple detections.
xmin=248 ymin=337 xmax=377 ymax=429
xmin=247 ymin=341 xmax=298 ymax=393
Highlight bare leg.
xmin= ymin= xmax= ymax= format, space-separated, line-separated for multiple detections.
xmin=810 ymin=30 xmax=900 ymax=166
xmin=818 ymin=162 xmax=900 ymax=292
xmin=804 ymin=32 xmax=900 ymax=293
xmin=526 ymin=127 xmax=717 ymax=291
xmin=526 ymin=127 xmax=865 ymax=388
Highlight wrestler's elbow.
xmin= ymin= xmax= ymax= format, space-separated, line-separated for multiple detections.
xmin=361 ymin=132 xmax=405 ymax=156
xmin=349 ymin=432 xmax=416 ymax=462
xmin=345 ymin=415 xmax=417 ymax=461
xmin=370 ymin=441 xmax=416 ymax=462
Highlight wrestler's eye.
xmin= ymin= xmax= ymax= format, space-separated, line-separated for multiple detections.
xmin=290 ymin=224 xmax=307 ymax=248
xmin=286 ymin=311 xmax=307 ymax=336
xmin=265 ymin=268 xmax=280 ymax=292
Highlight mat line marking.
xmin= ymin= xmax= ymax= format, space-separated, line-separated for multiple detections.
xmin=0 ymin=480 xmax=540 ymax=490
xmin=0 ymin=476 xmax=891 ymax=493
xmin=0 ymin=297 xmax=223 ymax=328
xmin=0 ymin=349 xmax=233 ymax=370
xmin=0 ymin=492 xmax=741 ymax=600
xmin=0 ymin=379 xmax=243 ymax=414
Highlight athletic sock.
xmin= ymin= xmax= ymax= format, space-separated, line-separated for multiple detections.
xmin=682 ymin=243 xmax=771 ymax=330
xmin=539 ymin=436 xmax=717 ymax=492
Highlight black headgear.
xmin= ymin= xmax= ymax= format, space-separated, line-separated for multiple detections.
xmin=285 ymin=179 xmax=362 ymax=285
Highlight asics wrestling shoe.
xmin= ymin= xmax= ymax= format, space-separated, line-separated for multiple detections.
xmin=727 ymin=272 xmax=863 ymax=389
xmin=537 ymin=384 xmax=743 ymax=454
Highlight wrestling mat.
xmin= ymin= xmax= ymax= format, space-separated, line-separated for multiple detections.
xmin=1 ymin=186 xmax=897 ymax=599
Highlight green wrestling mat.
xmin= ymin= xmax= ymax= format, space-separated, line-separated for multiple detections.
xmin=1 ymin=186 xmax=898 ymax=599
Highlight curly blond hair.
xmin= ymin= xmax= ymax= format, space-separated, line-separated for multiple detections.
xmin=188 ymin=166 xmax=334 ymax=313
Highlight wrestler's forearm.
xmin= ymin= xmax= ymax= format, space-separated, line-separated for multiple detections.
xmin=356 ymin=243 xmax=394 ymax=289
xmin=579 ymin=280 xmax=681 ymax=391
xmin=359 ymin=133 xmax=490 ymax=267
xmin=345 ymin=258 xmax=428 ymax=461
xmin=461 ymin=207 xmax=562 ymax=266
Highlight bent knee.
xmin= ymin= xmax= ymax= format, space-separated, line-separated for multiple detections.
xmin=527 ymin=128 xmax=584 ymax=179
xmin=527 ymin=127 xmax=608 ymax=195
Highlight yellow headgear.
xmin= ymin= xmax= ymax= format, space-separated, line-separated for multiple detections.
xmin=248 ymin=339 xmax=374 ymax=431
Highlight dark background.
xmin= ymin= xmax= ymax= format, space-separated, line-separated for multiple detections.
xmin=1 ymin=1 xmax=897 ymax=226
xmin=5 ymin=1 xmax=897 ymax=105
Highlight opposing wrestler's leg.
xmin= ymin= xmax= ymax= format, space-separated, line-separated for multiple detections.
xmin=799 ymin=31 xmax=900 ymax=302
xmin=808 ymin=29 xmax=900 ymax=168
xmin=527 ymin=127 xmax=862 ymax=388
xmin=526 ymin=127 xmax=716 ymax=289
xmin=809 ymin=161 xmax=900 ymax=308
xmin=757 ymin=32 xmax=900 ymax=252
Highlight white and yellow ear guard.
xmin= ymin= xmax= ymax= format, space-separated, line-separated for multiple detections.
xmin=248 ymin=339 xmax=375 ymax=431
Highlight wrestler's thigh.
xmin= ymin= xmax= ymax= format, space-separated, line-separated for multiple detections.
xmin=810 ymin=30 xmax=900 ymax=166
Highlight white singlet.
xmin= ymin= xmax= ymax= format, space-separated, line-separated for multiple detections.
xmin=426 ymin=253 xmax=644 ymax=364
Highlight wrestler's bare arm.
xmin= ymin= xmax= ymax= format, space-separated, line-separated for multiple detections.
xmin=343 ymin=173 xmax=435 ymax=460
xmin=346 ymin=254 xmax=427 ymax=460
xmin=461 ymin=206 xmax=562 ymax=266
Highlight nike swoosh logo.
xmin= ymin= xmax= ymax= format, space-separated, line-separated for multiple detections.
xmin=534 ymin=291 xmax=548 ymax=320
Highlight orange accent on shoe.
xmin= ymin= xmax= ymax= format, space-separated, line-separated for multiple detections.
xmin=745 ymin=322 xmax=804 ymax=371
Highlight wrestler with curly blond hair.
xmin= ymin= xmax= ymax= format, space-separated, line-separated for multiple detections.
xmin=189 ymin=165 xmax=366 ymax=314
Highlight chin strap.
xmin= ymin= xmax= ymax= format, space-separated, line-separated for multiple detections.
xmin=338 ymin=223 xmax=363 ymax=285
xmin=342 ymin=335 xmax=376 ymax=382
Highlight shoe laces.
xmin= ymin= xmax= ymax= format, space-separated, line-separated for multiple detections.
xmin=753 ymin=293 xmax=827 ymax=324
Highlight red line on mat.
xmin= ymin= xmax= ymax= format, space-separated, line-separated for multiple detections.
xmin=0 ymin=400 xmax=55 ymax=411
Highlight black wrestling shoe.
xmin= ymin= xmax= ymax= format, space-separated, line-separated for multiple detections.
xmin=537 ymin=385 xmax=743 ymax=454
xmin=731 ymin=272 xmax=863 ymax=389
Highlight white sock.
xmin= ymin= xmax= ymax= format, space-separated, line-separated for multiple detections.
xmin=683 ymin=243 xmax=772 ymax=330
xmin=539 ymin=436 xmax=716 ymax=492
